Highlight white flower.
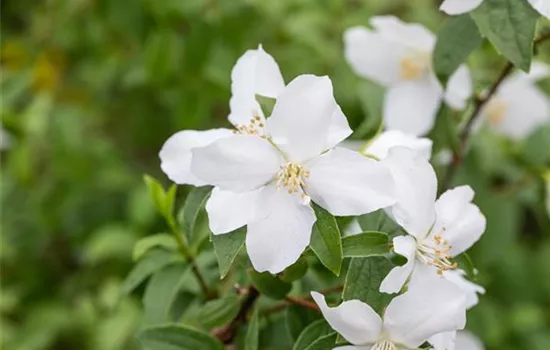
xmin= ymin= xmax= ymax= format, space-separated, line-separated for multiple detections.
xmin=440 ymin=0 xmax=550 ymax=19
xmin=379 ymin=147 xmax=486 ymax=294
xmin=479 ymin=62 xmax=550 ymax=139
xmin=363 ymin=130 xmax=433 ymax=160
xmin=344 ymin=16 xmax=472 ymax=136
xmin=190 ymin=74 xmax=396 ymax=273
xmin=311 ymin=278 xmax=466 ymax=350
xmin=160 ymin=45 xmax=285 ymax=186
xmin=429 ymin=330 xmax=484 ymax=350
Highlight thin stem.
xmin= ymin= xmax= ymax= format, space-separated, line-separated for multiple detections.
xmin=214 ymin=287 xmax=260 ymax=344
xmin=440 ymin=33 xmax=550 ymax=192
xmin=285 ymin=296 xmax=320 ymax=311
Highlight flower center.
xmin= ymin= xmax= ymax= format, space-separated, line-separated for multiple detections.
xmin=399 ymin=52 xmax=430 ymax=80
xmin=372 ymin=340 xmax=397 ymax=350
xmin=416 ymin=233 xmax=457 ymax=275
xmin=275 ymin=162 xmax=310 ymax=201
xmin=485 ymin=98 xmax=507 ymax=127
xmin=234 ymin=115 xmax=266 ymax=136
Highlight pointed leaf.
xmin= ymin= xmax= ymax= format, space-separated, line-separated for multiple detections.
xmin=196 ymin=295 xmax=241 ymax=329
xmin=138 ymin=324 xmax=223 ymax=350
xmin=133 ymin=233 xmax=178 ymax=261
xmin=310 ymin=203 xmax=343 ymax=276
xmin=181 ymin=186 xmax=213 ymax=240
xmin=245 ymin=308 xmax=260 ymax=350
xmin=143 ymin=264 xmax=188 ymax=325
xmin=304 ymin=333 xmax=337 ymax=350
xmin=342 ymin=231 xmax=390 ymax=258
xmin=248 ymin=270 xmax=292 ymax=300
xmin=293 ymin=319 xmax=332 ymax=350
xmin=211 ymin=227 xmax=246 ymax=278
xmin=122 ymin=250 xmax=176 ymax=294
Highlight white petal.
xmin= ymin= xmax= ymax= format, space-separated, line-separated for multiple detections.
xmin=159 ymin=129 xmax=233 ymax=186
xmin=311 ymin=291 xmax=382 ymax=346
xmin=512 ymin=61 xmax=550 ymax=82
xmin=384 ymin=279 xmax=467 ymax=348
xmin=365 ymin=130 xmax=433 ymax=160
xmin=380 ymin=236 xmax=417 ymax=294
xmin=267 ymin=75 xmax=343 ymax=162
xmin=383 ymin=77 xmax=443 ymax=136
xmin=370 ymin=16 xmax=436 ymax=51
xmin=456 ymin=331 xmax=485 ymax=350
xmin=333 ymin=347 xmax=370 ymax=350
xmin=440 ymin=0 xmax=484 ymax=15
xmin=306 ymin=148 xmax=395 ymax=216
xmin=381 ymin=147 xmax=437 ymax=239
xmin=527 ymin=0 xmax=550 ymax=18
xmin=190 ymin=135 xmax=281 ymax=192
xmin=206 ymin=188 xmax=260 ymax=235
xmin=429 ymin=331 xmax=457 ymax=350
xmin=444 ymin=65 xmax=472 ymax=110
xmin=442 ymin=270 xmax=485 ymax=310
xmin=246 ymin=185 xmax=315 ymax=273
xmin=343 ymin=26 xmax=406 ymax=86
xmin=326 ymin=105 xmax=353 ymax=150
xmin=433 ymin=186 xmax=486 ymax=255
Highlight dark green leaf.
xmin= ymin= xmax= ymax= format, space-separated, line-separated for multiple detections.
xmin=196 ymin=295 xmax=241 ymax=329
xmin=245 ymin=308 xmax=260 ymax=350
xmin=132 ymin=233 xmax=178 ymax=261
xmin=458 ymin=252 xmax=477 ymax=280
xmin=310 ymin=203 xmax=343 ymax=276
xmin=343 ymin=257 xmax=394 ymax=313
xmin=211 ymin=227 xmax=246 ymax=279
xmin=433 ymin=14 xmax=482 ymax=84
xmin=472 ymin=0 xmax=539 ymax=71
xmin=182 ymin=186 xmax=213 ymax=240
xmin=357 ymin=209 xmax=400 ymax=234
xmin=122 ymin=250 xmax=175 ymax=294
xmin=293 ymin=319 xmax=332 ymax=350
xmin=304 ymin=333 xmax=337 ymax=350
xmin=143 ymin=264 xmax=188 ymax=325
xmin=138 ymin=324 xmax=223 ymax=350
xmin=248 ymin=270 xmax=292 ymax=300
xmin=285 ymin=305 xmax=319 ymax=342
xmin=342 ymin=231 xmax=390 ymax=258
xmin=280 ymin=256 xmax=309 ymax=283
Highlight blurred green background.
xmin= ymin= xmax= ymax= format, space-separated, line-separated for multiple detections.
xmin=1 ymin=0 xmax=549 ymax=349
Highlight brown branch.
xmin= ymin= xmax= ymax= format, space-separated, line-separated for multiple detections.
xmin=440 ymin=33 xmax=550 ymax=192
xmin=285 ymin=296 xmax=320 ymax=311
xmin=213 ymin=287 xmax=260 ymax=344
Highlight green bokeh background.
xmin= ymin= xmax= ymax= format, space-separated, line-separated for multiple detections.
xmin=1 ymin=0 xmax=549 ymax=349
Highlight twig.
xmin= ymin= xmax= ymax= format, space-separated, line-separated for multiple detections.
xmin=440 ymin=33 xmax=550 ymax=192
xmin=214 ymin=287 xmax=260 ymax=344
xmin=285 ymin=296 xmax=320 ymax=311
xmin=262 ymin=286 xmax=343 ymax=315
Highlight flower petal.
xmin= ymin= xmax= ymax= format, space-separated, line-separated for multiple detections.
xmin=444 ymin=65 xmax=472 ymax=110
xmin=343 ymin=26 xmax=406 ymax=86
xmin=206 ymin=188 xmax=260 ymax=235
xmin=440 ymin=0 xmax=484 ymax=15
xmin=381 ymin=147 xmax=437 ymax=239
xmin=364 ymin=130 xmax=433 ymax=160
xmin=527 ymin=0 xmax=550 ymax=18
xmin=384 ymin=278 xmax=467 ymax=348
xmin=370 ymin=16 xmax=436 ymax=51
xmin=433 ymin=186 xmax=486 ymax=255
xmin=456 ymin=331 xmax=485 ymax=350
xmin=326 ymin=105 xmax=353 ymax=150
xmin=246 ymin=185 xmax=315 ymax=273
xmin=443 ymin=270 xmax=485 ymax=310
xmin=191 ymin=135 xmax=281 ymax=192
xmin=306 ymin=148 xmax=395 ymax=216
xmin=311 ymin=291 xmax=382 ymax=346
xmin=383 ymin=77 xmax=443 ymax=136
xmin=429 ymin=331 xmax=456 ymax=350
xmin=159 ymin=129 xmax=233 ymax=186
xmin=267 ymin=75 xmax=342 ymax=162
xmin=380 ymin=235 xmax=417 ymax=294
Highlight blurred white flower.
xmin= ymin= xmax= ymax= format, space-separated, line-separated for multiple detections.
xmin=344 ymin=16 xmax=472 ymax=136
xmin=479 ymin=62 xmax=550 ymax=140
xmin=363 ymin=130 xmax=433 ymax=160
xmin=379 ymin=147 xmax=486 ymax=294
xmin=311 ymin=278 xmax=466 ymax=350
xmin=440 ymin=0 xmax=550 ymax=18
xmin=191 ymin=75 xmax=396 ymax=273
xmin=430 ymin=329 xmax=485 ymax=350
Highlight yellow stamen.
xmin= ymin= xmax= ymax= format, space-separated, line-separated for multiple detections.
xmin=417 ymin=232 xmax=457 ymax=274
xmin=275 ymin=162 xmax=310 ymax=202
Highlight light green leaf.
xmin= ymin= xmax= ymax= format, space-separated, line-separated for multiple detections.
xmin=245 ymin=308 xmax=260 ymax=350
xmin=280 ymin=256 xmax=309 ymax=283
xmin=293 ymin=319 xmax=332 ymax=350
xmin=303 ymin=333 xmax=337 ymax=350
xmin=343 ymin=257 xmax=394 ymax=314
xmin=122 ymin=249 xmax=176 ymax=294
xmin=138 ymin=324 xmax=223 ymax=350
xmin=132 ymin=233 xmax=178 ymax=261
xmin=196 ymin=295 xmax=241 ymax=329
xmin=310 ymin=203 xmax=343 ymax=276
xmin=248 ymin=270 xmax=292 ymax=300
xmin=143 ymin=174 xmax=177 ymax=220
xmin=143 ymin=264 xmax=188 ymax=325
xmin=342 ymin=231 xmax=390 ymax=258
xmin=433 ymin=14 xmax=483 ymax=84
xmin=181 ymin=186 xmax=213 ymax=240
xmin=211 ymin=227 xmax=246 ymax=279
xmin=471 ymin=0 xmax=539 ymax=71
xmin=354 ymin=81 xmax=385 ymax=139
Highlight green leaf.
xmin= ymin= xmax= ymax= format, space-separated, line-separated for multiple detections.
xmin=211 ymin=227 xmax=246 ymax=279
xmin=280 ymin=256 xmax=309 ymax=283
xmin=138 ymin=324 xmax=223 ymax=350
xmin=354 ymin=81 xmax=385 ymax=139
xmin=196 ymin=295 xmax=241 ymax=329
xmin=293 ymin=319 xmax=332 ymax=350
xmin=310 ymin=203 xmax=343 ymax=276
xmin=181 ymin=186 xmax=213 ymax=240
xmin=143 ymin=175 xmax=177 ymax=220
xmin=304 ymin=333 xmax=337 ymax=350
xmin=286 ymin=305 xmax=319 ymax=342
xmin=143 ymin=264 xmax=188 ymax=325
xmin=248 ymin=270 xmax=292 ymax=300
xmin=458 ymin=252 xmax=477 ymax=280
xmin=343 ymin=257 xmax=394 ymax=313
xmin=342 ymin=231 xmax=390 ymax=258
xmin=471 ymin=0 xmax=539 ymax=71
xmin=357 ymin=209 xmax=400 ymax=234
xmin=245 ymin=308 xmax=260 ymax=350
xmin=132 ymin=233 xmax=178 ymax=261
xmin=433 ymin=14 xmax=483 ymax=84
xmin=122 ymin=249 xmax=176 ymax=294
